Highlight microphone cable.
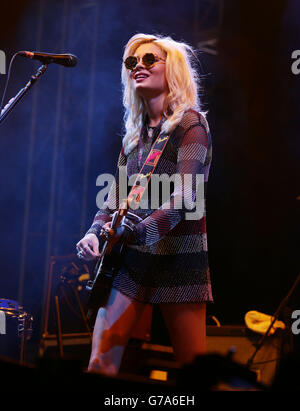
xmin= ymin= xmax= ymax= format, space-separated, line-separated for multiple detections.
xmin=0 ymin=51 xmax=20 ymax=114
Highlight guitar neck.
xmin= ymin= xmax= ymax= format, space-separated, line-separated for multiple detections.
xmin=111 ymin=199 xmax=128 ymax=229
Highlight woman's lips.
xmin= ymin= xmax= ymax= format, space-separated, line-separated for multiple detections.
xmin=134 ymin=72 xmax=149 ymax=82
xmin=135 ymin=77 xmax=148 ymax=82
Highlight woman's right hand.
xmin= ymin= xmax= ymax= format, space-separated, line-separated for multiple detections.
xmin=76 ymin=233 xmax=101 ymax=261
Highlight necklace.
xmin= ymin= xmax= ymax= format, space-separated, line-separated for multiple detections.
xmin=147 ymin=125 xmax=156 ymax=139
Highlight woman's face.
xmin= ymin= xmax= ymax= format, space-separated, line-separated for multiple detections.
xmin=129 ymin=43 xmax=168 ymax=98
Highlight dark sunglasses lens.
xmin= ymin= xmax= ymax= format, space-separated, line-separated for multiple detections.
xmin=125 ymin=56 xmax=138 ymax=70
xmin=142 ymin=53 xmax=156 ymax=67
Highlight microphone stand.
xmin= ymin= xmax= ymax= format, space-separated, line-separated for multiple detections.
xmin=247 ymin=272 xmax=300 ymax=368
xmin=0 ymin=63 xmax=48 ymax=125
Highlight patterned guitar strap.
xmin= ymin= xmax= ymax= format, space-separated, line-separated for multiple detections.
xmin=126 ymin=129 xmax=171 ymax=210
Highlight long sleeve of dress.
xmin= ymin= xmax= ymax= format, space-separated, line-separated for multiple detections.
xmin=134 ymin=111 xmax=211 ymax=246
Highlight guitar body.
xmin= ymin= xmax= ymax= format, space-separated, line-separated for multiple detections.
xmin=86 ymin=242 xmax=124 ymax=327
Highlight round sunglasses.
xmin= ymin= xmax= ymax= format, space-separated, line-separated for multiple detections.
xmin=124 ymin=52 xmax=165 ymax=71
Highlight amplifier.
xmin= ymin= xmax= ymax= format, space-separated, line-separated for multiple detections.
xmin=121 ymin=325 xmax=282 ymax=388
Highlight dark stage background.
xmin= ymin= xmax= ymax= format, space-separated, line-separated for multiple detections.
xmin=0 ymin=0 xmax=299 ymax=360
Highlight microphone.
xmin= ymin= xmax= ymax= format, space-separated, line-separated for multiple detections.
xmin=18 ymin=51 xmax=77 ymax=67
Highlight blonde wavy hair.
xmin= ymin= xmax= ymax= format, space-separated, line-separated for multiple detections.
xmin=121 ymin=33 xmax=205 ymax=155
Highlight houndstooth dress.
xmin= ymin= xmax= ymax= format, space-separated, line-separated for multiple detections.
xmin=87 ymin=109 xmax=213 ymax=304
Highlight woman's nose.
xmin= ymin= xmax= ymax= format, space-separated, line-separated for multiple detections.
xmin=135 ymin=62 xmax=144 ymax=70
xmin=135 ymin=57 xmax=146 ymax=70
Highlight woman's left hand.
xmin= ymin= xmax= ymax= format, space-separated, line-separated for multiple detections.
xmin=100 ymin=219 xmax=136 ymax=244
xmin=100 ymin=221 xmax=121 ymax=243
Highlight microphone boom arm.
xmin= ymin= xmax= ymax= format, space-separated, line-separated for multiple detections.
xmin=0 ymin=63 xmax=48 ymax=125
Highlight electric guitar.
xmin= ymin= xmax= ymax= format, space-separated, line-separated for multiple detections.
xmin=85 ymin=200 xmax=128 ymax=324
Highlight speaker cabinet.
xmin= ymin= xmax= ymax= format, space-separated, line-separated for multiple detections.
xmin=205 ymin=325 xmax=281 ymax=387
xmin=122 ymin=325 xmax=282 ymax=388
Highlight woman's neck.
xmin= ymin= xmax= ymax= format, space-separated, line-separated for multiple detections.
xmin=144 ymin=92 xmax=167 ymax=127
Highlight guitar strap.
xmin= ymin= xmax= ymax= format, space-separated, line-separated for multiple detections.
xmin=125 ymin=128 xmax=171 ymax=210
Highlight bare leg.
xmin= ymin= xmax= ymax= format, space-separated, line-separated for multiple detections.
xmin=88 ymin=287 xmax=148 ymax=376
xmin=160 ymin=302 xmax=206 ymax=366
